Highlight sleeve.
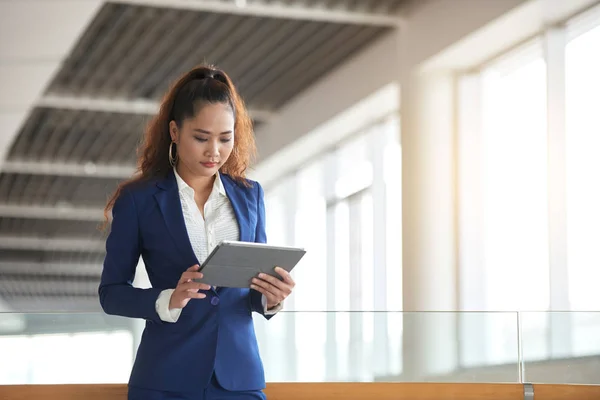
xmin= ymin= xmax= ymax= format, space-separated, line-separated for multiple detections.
xmin=249 ymin=181 xmax=277 ymax=319
xmin=156 ymin=289 xmax=183 ymax=322
xmin=98 ymin=188 xmax=165 ymax=323
xmin=262 ymin=294 xmax=284 ymax=315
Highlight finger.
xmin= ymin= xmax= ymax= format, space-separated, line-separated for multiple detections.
xmin=173 ymin=291 xmax=206 ymax=308
xmin=274 ymin=267 xmax=295 ymax=286
xmin=256 ymin=273 xmax=290 ymax=294
xmin=186 ymin=281 xmax=212 ymax=291
xmin=252 ymin=277 xmax=285 ymax=298
xmin=251 ymin=284 xmax=281 ymax=307
xmin=187 ymin=264 xmax=200 ymax=271
xmin=186 ymin=292 xmax=207 ymax=299
xmin=249 ymin=284 xmax=271 ymax=299
xmin=179 ymin=271 xmax=204 ymax=284
xmin=179 ymin=281 xmax=211 ymax=292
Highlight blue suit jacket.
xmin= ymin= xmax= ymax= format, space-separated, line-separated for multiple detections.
xmin=99 ymin=170 xmax=272 ymax=394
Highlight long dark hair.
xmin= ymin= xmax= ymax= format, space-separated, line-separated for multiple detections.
xmin=103 ymin=64 xmax=255 ymax=228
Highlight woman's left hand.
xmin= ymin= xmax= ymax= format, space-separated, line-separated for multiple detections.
xmin=251 ymin=267 xmax=295 ymax=309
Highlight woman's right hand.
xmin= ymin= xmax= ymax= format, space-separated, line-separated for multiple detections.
xmin=169 ymin=265 xmax=212 ymax=310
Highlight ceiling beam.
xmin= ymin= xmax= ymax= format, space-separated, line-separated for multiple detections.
xmin=0 ymin=296 xmax=102 ymax=315
xmin=0 ymin=279 xmax=99 ymax=296
xmin=0 ymin=204 xmax=104 ymax=221
xmin=38 ymin=93 xmax=158 ymax=114
xmin=0 ymin=262 xmax=102 ymax=277
xmin=37 ymin=93 xmax=275 ymax=122
xmin=110 ymin=0 xmax=403 ymax=27
xmin=0 ymin=236 xmax=105 ymax=252
xmin=1 ymin=159 xmax=135 ymax=179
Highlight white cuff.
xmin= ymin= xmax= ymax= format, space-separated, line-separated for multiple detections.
xmin=262 ymin=294 xmax=283 ymax=315
xmin=155 ymin=289 xmax=182 ymax=323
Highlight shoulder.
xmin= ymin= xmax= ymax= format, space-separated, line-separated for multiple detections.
xmin=221 ymin=174 xmax=264 ymax=196
xmin=123 ymin=177 xmax=160 ymax=195
xmin=115 ymin=176 xmax=162 ymax=207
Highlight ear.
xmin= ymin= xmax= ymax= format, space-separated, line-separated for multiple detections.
xmin=169 ymin=120 xmax=179 ymax=142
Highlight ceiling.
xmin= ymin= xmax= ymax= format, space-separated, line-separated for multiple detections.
xmin=0 ymin=0 xmax=409 ymax=311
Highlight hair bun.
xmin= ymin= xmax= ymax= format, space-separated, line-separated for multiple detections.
xmin=189 ymin=67 xmax=228 ymax=85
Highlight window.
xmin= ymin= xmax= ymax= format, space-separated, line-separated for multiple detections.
xmin=565 ymin=16 xmax=600 ymax=357
xmin=481 ymin=48 xmax=550 ymax=362
xmin=459 ymin=42 xmax=551 ymax=364
xmin=459 ymin=5 xmax=600 ymax=368
xmin=256 ymin=111 xmax=402 ymax=381
xmin=481 ymin=48 xmax=550 ymax=314
xmin=294 ymin=161 xmax=327 ymax=312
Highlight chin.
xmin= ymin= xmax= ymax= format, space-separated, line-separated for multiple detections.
xmin=196 ymin=166 xmax=219 ymax=176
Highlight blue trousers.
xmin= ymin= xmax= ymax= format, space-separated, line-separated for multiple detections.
xmin=128 ymin=374 xmax=267 ymax=400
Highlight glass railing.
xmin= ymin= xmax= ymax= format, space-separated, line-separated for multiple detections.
xmin=0 ymin=311 xmax=598 ymax=385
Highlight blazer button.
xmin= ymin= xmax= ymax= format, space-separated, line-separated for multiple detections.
xmin=211 ymin=297 xmax=220 ymax=306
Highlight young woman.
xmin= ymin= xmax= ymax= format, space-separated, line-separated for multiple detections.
xmin=99 ymin=65 xmax=295 ymax=400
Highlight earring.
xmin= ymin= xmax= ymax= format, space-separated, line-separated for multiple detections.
xmin=169 ymin=141 xmax=177 ymax=167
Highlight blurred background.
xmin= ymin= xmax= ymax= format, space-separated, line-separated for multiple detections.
xmin=0 ymin=0 xmax=599 ymax=387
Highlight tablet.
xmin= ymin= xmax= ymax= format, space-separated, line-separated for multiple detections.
xmin=194 ymin=240 xmax=306 ymax=288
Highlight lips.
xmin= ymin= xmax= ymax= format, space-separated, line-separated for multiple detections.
xmin=201 ymin=162 xmax=218 ymax=168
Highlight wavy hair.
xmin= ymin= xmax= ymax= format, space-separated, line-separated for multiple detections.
xmin=102 ymin=64 xmax=256 ymax=228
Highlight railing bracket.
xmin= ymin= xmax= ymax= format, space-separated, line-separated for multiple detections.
xmin=524 ymin=382 xmax=534 ymax=400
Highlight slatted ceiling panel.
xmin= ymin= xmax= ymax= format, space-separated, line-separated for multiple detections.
xmin=8 ymin=108 xmax=145 ymax=164
xmin=233 ymin=22 xmax=388 ymax=107
xmin=249 ymin=25 xmax=385 ymax=108
xmin=130 ymin=13 xmax=224 ymax=98
xmin=55 ymin=4 xmax=136 ymax=95
xmin=219 ymin=19 xmax=300 ymax=85
xmin=0 ymin=218 xmax=101 ymax=238
xmin=138 ymin=14 xmax=251 ymax=99
xmin=88 ymin=9 xmax=159 ymax=95
xmin=277 ymin=26 xmax=385 ymax=104
xmin=205 ymin=17 xmax=263 ymax=66
xmin=0 ymin=173 xmax=121 ymax=207
xmin=9 ymin=108 xmax=52 ymax=160
xmin=51 ymin=176 xmax=120 ymax=208
xmin=47 ymin=3 xmax=395 ymax=110
xmin=37 ymin=110 xmax=82 ymax=161
xmin=233 ymin=20 xmax=329 ymax=99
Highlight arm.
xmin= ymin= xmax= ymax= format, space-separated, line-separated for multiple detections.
xmin=98 ymin=188 xmax=164 ymax=323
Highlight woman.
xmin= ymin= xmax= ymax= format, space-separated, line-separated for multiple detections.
xmin=99 ymin=65 xmax=295 ymax=400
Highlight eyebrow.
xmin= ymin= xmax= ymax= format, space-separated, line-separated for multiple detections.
xmin=193 ymin=128 xmax=232 ymax=135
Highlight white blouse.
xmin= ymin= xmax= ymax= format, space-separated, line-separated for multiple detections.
xmin=154 ymin=169 xmax=281 ymax=322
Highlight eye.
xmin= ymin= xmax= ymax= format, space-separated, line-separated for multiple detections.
xmin=220 ymin=138 xmax=232 ymax=143
xmin=194 ymin=136 xmax=208 ymax=143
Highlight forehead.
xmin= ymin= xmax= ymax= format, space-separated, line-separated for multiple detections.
xmin=188 ymin=102 xmax=234 ymax=127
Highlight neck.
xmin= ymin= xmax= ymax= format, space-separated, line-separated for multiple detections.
xmin=175 ymin=163 xmax=215 ymax=194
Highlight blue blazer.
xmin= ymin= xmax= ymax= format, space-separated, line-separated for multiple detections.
xmin=99 ymin=170 xmax=272 ymax=394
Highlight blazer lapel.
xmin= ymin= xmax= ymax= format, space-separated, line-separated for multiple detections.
xmin=154 ymin=170 xmax=199 ymax=267
xmin=220 ymin=174 xmax=252 ymax=242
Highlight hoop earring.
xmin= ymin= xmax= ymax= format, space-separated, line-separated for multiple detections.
xmin=169 ymin=141 xmax=178 ymax=167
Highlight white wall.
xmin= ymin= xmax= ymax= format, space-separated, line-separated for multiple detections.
xmin=0 ymin=0 xmax=103 ymax=167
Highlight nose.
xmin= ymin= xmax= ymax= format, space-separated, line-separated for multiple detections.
xmin=204 ymin=139 xmax=219 ymax=158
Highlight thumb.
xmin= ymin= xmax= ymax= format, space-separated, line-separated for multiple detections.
xmin=181 ymin=297 xmax=191 ymax=308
